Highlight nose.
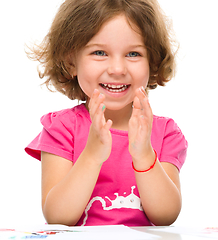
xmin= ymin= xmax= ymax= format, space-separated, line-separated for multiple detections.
xmin=107 ymin=56 xmax=127 ymax=76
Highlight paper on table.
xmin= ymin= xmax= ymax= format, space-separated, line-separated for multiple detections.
xmin=0 ymin=225 xmax=160 ymax=240
xmin=149 ymin=226 xmax=218 ymax=239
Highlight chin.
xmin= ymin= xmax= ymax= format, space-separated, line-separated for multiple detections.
xmin=105 ymin=101 xmax=132 ymax=111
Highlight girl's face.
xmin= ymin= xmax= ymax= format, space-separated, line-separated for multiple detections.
xmin=71 ymin=14 xmax=150 ymax=111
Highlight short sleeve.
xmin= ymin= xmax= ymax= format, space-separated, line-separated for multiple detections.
xmin=159 ymin=119 xmax=188 ymax=171
xmin=25 ymin=111 xmax=74 ymax=161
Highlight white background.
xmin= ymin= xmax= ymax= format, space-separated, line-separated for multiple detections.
xmin=0 ymin=0 xmax=217 ymax=227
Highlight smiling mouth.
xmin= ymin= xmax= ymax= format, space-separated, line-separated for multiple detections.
xmin=100 ymin=83 xmax=130 ymax=93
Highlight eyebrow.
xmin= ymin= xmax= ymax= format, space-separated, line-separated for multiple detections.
xmin=85 ymin=43 xmax=107 ymax=49
xmin=85 ymin=43 xmax=145 ymax=49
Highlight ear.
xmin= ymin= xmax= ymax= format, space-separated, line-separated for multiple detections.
xmin=65 ymin=53 xmax=77 ymax=77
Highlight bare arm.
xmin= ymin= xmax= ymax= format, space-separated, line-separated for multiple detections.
xmin=41 ymin=90 xmax=112 ymax=225
xmin=134 ymin=160 xmax=182 ymax=226
xmin=129 ymin=87 xmax=182 ymax=226
xmin=41 ymin=151 xmax=104 ymax=225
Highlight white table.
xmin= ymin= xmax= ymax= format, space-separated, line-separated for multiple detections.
xmin=133 ymin=226 xmax=217 ymax=240
xmin=0 ymin=225 xmax=217 ymax=239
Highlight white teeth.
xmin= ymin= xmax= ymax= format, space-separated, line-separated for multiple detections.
xmin=101 ymin=83 xmax=129 ymax=92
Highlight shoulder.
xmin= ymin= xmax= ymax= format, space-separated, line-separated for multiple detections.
xmin=152 ymin=115 xmax=188 ymax=171
xmin=40 ymin=104 xmax=90 ymax=129
xmin=153 ymin=115 xmax=174 ymax=125
xmin=153 ymin=115 xmax=183 ymax=135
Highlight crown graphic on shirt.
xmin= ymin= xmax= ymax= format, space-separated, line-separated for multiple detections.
xmin=104 ymin=186 xmax=143 ymax=211
xmin=82 ymin=186 xmax=143 ymax=226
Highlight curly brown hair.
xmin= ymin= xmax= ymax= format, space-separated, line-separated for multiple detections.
xmin=27 ymin=0 xmax=177 ymax=101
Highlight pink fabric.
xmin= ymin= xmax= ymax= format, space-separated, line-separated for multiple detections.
xmin=25 ymin=104 xmax=188 ymax=226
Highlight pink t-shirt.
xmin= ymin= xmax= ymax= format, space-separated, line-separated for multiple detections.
xmin=25 ymin=104 xmax=188 ymax=226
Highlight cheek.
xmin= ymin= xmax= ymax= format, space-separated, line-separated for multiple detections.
xmin=77 ymin=69 xmax=98 ymax=99
xmin=76 ymin=60 xmax=103 ymax=97
xmin=135 ymin=63 xmax=150 ymax=87
xmin=143 ymin=62 xmax=150 ymax=84
xmin=77 ymin=76 xmax=92 ymax=98
xmin=144 ymin=68 xmax=150 ymax=85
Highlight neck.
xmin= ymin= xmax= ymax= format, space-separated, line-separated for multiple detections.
xmin=104 ymin=104 xmax=132 ymax=131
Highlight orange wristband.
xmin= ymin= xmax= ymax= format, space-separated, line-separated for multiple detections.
xmin=132 ymin=149 xmax=157 ymax=173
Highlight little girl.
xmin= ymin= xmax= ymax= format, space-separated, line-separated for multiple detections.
xmin=25 ymin=0 xmax=188 ymax=226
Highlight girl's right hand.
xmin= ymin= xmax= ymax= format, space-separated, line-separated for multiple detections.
xmin=84 ymin=89 xmax=113 ymax=166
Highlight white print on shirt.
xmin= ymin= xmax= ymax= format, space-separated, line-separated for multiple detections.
xmin=82 ymin=186 xmax=143 ymax=226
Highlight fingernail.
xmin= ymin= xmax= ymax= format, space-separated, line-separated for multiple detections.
xmin=102 ymin=105 xmax=106 ymax=111
xmin=93 ymin=89 xmax=98 ymax=94
xmin=140 ymin=86 xmax=145 ymax=93
xmin=99 ymin=93 xmax=104 ymax=99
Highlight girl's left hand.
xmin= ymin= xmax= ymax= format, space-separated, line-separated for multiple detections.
xmin=128 ymin=87 xmax=154 ymax=167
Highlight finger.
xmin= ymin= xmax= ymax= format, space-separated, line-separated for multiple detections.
xmin=88 ymin=89 xmax=99 ymax=110
xmin=104 ymin=119 xmax=113 ymax=132
xmin=129 ymin=98 xmax=140 ymax=139
xmin=135 ymin=87 xmax=152 ymax=117
xmin=91 ymin=104 xmax=112 ymax=144
xmin=135 ymin=87 xmax=147 ymax=105
xmin=130 ymin=96 xmax=142 ymax=124
xmin=91 ymin=102 xmax=106 ymax=127
xmin=89 ymin=92 xmax=105 ymax=121
xmin=88 ymin=89 xmax=104 ymax=111
xmin=96 ymin=104 xmax=112 ymax=133
xmin=138 ymin=114 xmax=151 ymax=134
xmin=132 ymin=96 xmax=142 ymax=110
